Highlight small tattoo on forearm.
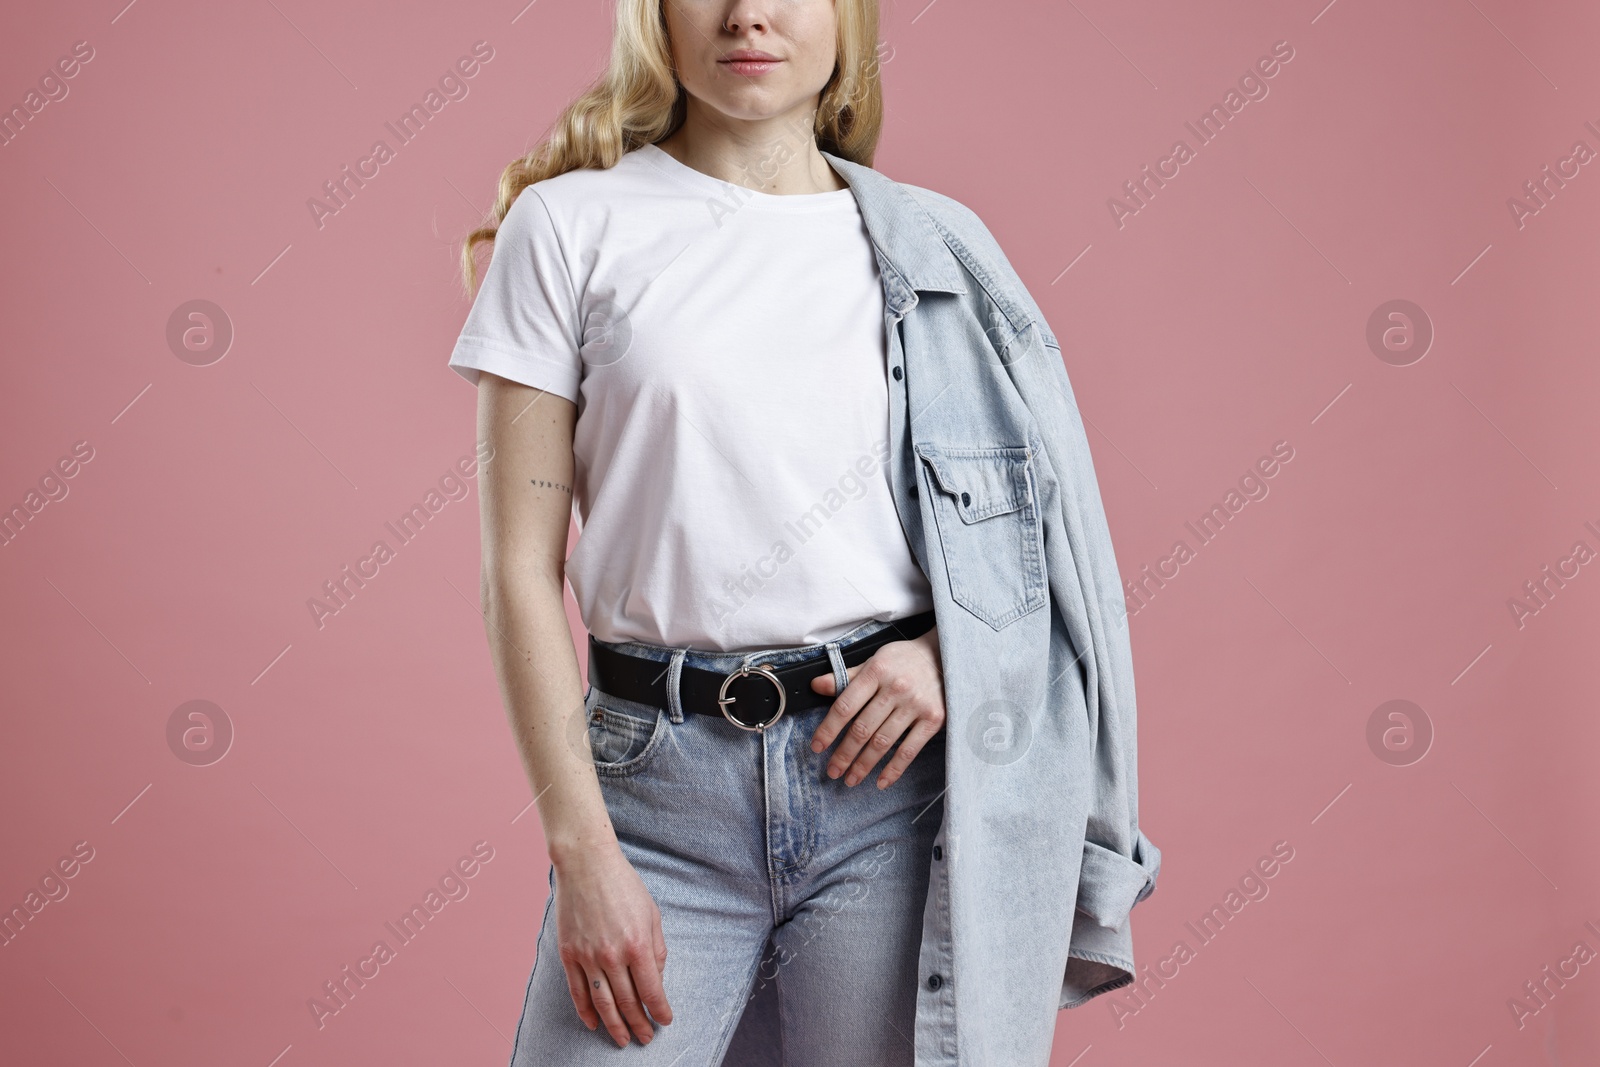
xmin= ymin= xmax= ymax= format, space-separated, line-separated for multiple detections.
xmin=530 ymin=478 xmax=572 ymax=494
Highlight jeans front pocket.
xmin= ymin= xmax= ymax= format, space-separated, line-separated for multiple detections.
xmin=915 ymin=442 xmax=1048 ymax=630
xmin=584 ymin=686 xmax=669 ymax=778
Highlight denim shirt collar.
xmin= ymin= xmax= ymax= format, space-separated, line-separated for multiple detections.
xmin=820 ymin=150 xmax=970 ymax=316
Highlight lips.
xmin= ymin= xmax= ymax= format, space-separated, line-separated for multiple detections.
xmin=720 ymin=50 xmax=781 ymax=77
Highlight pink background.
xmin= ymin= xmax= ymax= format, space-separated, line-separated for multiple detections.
xmin=4 ymin=0 xmax=1599 ymax=1063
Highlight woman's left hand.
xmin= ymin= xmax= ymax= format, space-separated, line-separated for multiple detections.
xmin=808 ymin=625 xmax=945 ymax=790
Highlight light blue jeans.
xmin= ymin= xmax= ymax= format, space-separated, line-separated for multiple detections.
xmin=508 ymin=618 xmax=948 ymax=1066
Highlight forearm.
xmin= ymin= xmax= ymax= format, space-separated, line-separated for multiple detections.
xmin=482 ymin=567 xmax=618 ymax=867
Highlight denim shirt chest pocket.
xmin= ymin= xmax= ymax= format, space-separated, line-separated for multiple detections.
xmin=914 ymin=442 xmax=1048 ymax=630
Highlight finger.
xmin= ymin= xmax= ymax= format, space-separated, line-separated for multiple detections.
xmin=874 ymin=718 xmax=943 ymax=789
xmin=632 ymin=933 xmax=674 ymax=1027
xmin=841 ymin=705 xmax=921 ymax=786
xmin=811 ymin=662 xmax=879 ymax=754
xmin=562 ymin=959 xmax=601 ymax=1031
xmin=584 ymin=966 xmax=633 ymax=1047
xmin=808 ymin=660 xmax=860 ymax=697
xmin=653 ymin=914 xmax=669 ymax=970
xmin=827 ymin=688 xmax=896 ymax=780
xmin=603 ymin=957 xmax=657 ymax=1045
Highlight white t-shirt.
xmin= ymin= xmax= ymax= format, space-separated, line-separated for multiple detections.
xmin=449 ymin=142 xmax=933 ymax=652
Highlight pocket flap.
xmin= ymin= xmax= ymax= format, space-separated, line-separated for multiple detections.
xmin=915 ymin=443 xmax=1033 ymax=523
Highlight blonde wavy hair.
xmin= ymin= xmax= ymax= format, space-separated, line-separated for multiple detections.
xmin=457 ymin=0 xmax=883 ymax=295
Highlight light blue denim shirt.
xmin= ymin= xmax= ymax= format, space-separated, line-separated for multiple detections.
xmin=818 ymin=150 xmax=1162 ymax=1065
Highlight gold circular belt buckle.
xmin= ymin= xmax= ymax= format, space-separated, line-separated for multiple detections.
xmin=717 ymin=663 xmax=786 ymax=731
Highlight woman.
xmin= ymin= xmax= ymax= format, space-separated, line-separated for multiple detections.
xmin=451 ymin=1 xmax=1158 ymax=1064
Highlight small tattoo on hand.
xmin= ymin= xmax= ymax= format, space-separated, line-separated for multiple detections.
xmin=531 ymin=478 xmax=572 ymax=494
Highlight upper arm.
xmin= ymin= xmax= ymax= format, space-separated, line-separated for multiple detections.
xmin=476 ymin=373 xmax=578 ymax=598
xmin=449 ymin=186 xmax=586 ymax=597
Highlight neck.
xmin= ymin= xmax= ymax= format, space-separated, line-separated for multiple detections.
xmin=655 ymin=103 xmax=846 ymax=195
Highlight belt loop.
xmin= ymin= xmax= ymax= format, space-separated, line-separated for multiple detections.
xmin=824 ymin=641 xmax=850 ymax=700
xmin=664 ymin=648 xmax=688 ymax=723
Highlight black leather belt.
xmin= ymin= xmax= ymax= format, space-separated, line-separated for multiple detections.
xmin=587 ymin=611 xmax=937 ymax=731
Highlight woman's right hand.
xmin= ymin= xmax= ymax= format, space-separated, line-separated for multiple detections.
xmin=552 ymin=844 xmax=673 ymax=1047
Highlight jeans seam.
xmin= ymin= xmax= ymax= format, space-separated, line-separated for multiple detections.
xmin=709 ymin=943 xmax=771 ymax=1067
xmin=774 ymin=948 xmax=791 ymax=1067
xmin=508 ymin=885 xmax=557 ymax=1065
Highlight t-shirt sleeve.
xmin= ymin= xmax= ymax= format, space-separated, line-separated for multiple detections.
xmin=448 ymin=187 xmax=582 ymax=402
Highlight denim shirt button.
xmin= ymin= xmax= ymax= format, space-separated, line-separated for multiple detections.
xmin=932 ymin=844 xmax=942 ymax=860
xmin=892 ymin=365 xmax=903 ymax=380
xmin=960 ymin=492 xmax=971 ymax=507
xmin=927 ymin=973 xmax=944 ymax=991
